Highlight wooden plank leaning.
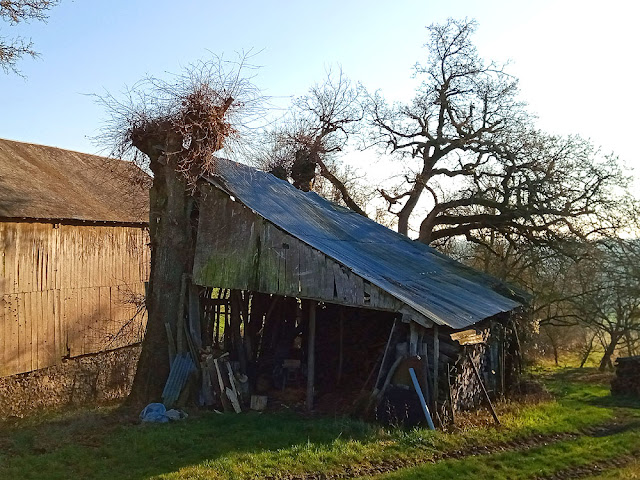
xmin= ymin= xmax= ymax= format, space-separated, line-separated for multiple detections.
xmin=467 ymin=350 xmax=500 ymax=425
xmin=409 ymin=367 xmax=435 ymax=430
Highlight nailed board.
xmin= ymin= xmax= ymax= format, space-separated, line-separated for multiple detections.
xmin=0 ymin=221 xmax=150 ymax=377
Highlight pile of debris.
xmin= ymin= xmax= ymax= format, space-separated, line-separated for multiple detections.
xmin=611 ymin=356 xmax=640 ymax=397
xmin=159 ymin=348 xmax=267 ymax=415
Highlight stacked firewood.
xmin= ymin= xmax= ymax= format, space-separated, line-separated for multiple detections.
xmin=611 ymin=356 xmax=640 ymax=397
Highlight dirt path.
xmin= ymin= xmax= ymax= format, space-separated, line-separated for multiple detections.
xmin=276 ymin=420 xmax=640 ymax=480
xmin=534 ymin=450 xmax=640 ymax=480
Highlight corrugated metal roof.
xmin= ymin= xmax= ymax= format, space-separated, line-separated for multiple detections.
xmin=0 ymin=138 xmax=150 ymax=223
xmin=203 ymin=159 xmax=523 ymax=330
xmin=162 ymin=353 xmax=196 ymax=408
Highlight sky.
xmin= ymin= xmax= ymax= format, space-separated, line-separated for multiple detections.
xmin=1 ymin=0 xmax=639 ymax=185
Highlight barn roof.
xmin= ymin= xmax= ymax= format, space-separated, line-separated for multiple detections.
xmin=204 ymin=159 xmax=524 ymax=330
xmin=0 ymin=138 xmax=149 ymax=224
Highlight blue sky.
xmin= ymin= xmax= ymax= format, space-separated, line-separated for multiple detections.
xmin=1 ymin=0 xmax=638 ymax=182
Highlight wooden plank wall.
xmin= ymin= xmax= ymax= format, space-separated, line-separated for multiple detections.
xmin=0 ymin=221 xmax=149 ymax=377
xmin=193 ymin=188 xmax=403 ymax=313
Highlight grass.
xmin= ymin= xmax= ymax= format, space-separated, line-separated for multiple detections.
xmin=367 ymin=428 xmax=640 ymax=479
xmin=0 ymin=367 xmax=638 ymax=479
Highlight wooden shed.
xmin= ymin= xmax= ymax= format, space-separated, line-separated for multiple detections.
xmin=170 ymin=158 xmax=527 ymax=425
xmin=0 ymin=139 xmax=150 ymax=378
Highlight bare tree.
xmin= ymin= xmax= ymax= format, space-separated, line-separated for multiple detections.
xmin=99 ymin=55 xmax=263 ymax=403
xmin=260 ymin=68 xmax=369 ymax=215
xmin=367 ymin=18 xmax=629 ymax=250
xmin=0 ymin=0 xmax=59 ymax=74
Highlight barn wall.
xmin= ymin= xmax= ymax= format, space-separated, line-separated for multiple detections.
xmin=0 ymin=221 xmax=150 ymax=377
xmin=193 ymin=186 xmax=403 ymax=312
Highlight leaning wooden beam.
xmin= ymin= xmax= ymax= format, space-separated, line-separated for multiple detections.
xmin=409 ymin=367 xmax=435 ymax=430
xmin=511 ymin=317 xmax=523 ymax=374
xmin=467 ymin=350 xmax=500 ymax=425
xmin=446 ymin=363 xmax=456 ymax=426
xmin=374 ymin=354 xmax=405 ymax=401
xmin=165 ymin=322 xmax=176 ymax=364
xmin=212 ymin=354 xmax=232 ymax=412
xmin=374 ymin=319 xmax=397 ymax=390
xmin=306 ymin=300 xmax=317 ymax=412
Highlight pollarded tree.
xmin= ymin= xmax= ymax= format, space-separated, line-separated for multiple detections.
xmin=260 ymin=68 xmax=369 ymax=215
xmin=100 ymin=56 xmax=263 ymax=403
xmin=0 ymin=0 xmax=59 ymax=74
xmin=368 ymin=18 xmax=629 ymax=250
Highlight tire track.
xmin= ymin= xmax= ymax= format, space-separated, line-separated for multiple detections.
xmin=273 ymin=420 xmax=640 ymax=480
xmin=534 ymin=450 xmax=640 ymax=480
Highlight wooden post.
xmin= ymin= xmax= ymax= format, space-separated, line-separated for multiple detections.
xmin=176 ymin=274 xmax=188 ymax=354
xmin=337 ymin=309 xmax=344 ymax=385
xmin=500 ymin=325 xmax=505 ymax=396
xmin=230 ymin=290 xmax=247 ymax=374
xmin=306 ymin=300 xmax=317 ymax=411
xmin=409 ymin=322 xmax=418 ymax=356
xmin=447 ymin=363 xmax=456 ymax=426
xmin=432 ymin=324 xmax=439 ymax=407
xmin=188 ymin=282 xmax=202 ymax=350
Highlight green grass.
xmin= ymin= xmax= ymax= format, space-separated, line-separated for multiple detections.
xmin=587 ymin=460 xmax=640 ymax=479
xmin=0 ymin=367 xmax=638 ymax=480
xmin=367 ymin=428 xmax=640 ymax=479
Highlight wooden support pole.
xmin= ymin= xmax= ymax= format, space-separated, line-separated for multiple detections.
xmin=176 ymin=274 xmax=187 ymax=354
xmin=467 ymin=350 xmax=500 ymax=425
xmin=306 ymin=300 xmax=317 ymax=412
xmin=511 ymin=317 xmax=523 ymax=375
xmin=337 ymin=308 xmax=344 ymax=385
xmin=432 ymin=324 xmax=440 ymax=407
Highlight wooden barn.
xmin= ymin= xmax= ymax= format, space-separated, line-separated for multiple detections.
xmin=167 ymin=158 xmax=527 ymax=426
xmin=0 ymin=139 xmax=150 ymax=380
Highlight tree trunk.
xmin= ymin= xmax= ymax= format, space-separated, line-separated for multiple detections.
xmin=128 ymin=149 xmax=196 ymax=406
xmin=599 ymin=334 xmax=620 ymax=372
xmin=579 ymin=333 xmax=595 ymax=368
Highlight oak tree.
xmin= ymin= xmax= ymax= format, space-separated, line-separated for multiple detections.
xmin=367 ymin=19 xmax=629 ymax=252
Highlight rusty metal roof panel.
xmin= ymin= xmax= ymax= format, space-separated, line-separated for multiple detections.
xmin=204 ymin=159 xmax=522 ymax=329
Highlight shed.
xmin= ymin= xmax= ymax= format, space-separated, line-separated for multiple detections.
xmin=0 ymin=139 xmax=151 ymax=377
xmin=182 ymin=158 xmax=526 ymax=423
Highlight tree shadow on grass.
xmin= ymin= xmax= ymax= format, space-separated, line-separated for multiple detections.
xmin=0 ymin=405 xmax=383 ymax=480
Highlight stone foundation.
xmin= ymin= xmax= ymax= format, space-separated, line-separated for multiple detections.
xmin=0 ymin=345 xmax=141 ymax=418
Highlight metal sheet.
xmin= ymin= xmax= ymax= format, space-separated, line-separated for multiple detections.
xmin=161 ymin=353 xmax=196 ymax=408
xmin=202 ymin=159 xmax=523 ymax=330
